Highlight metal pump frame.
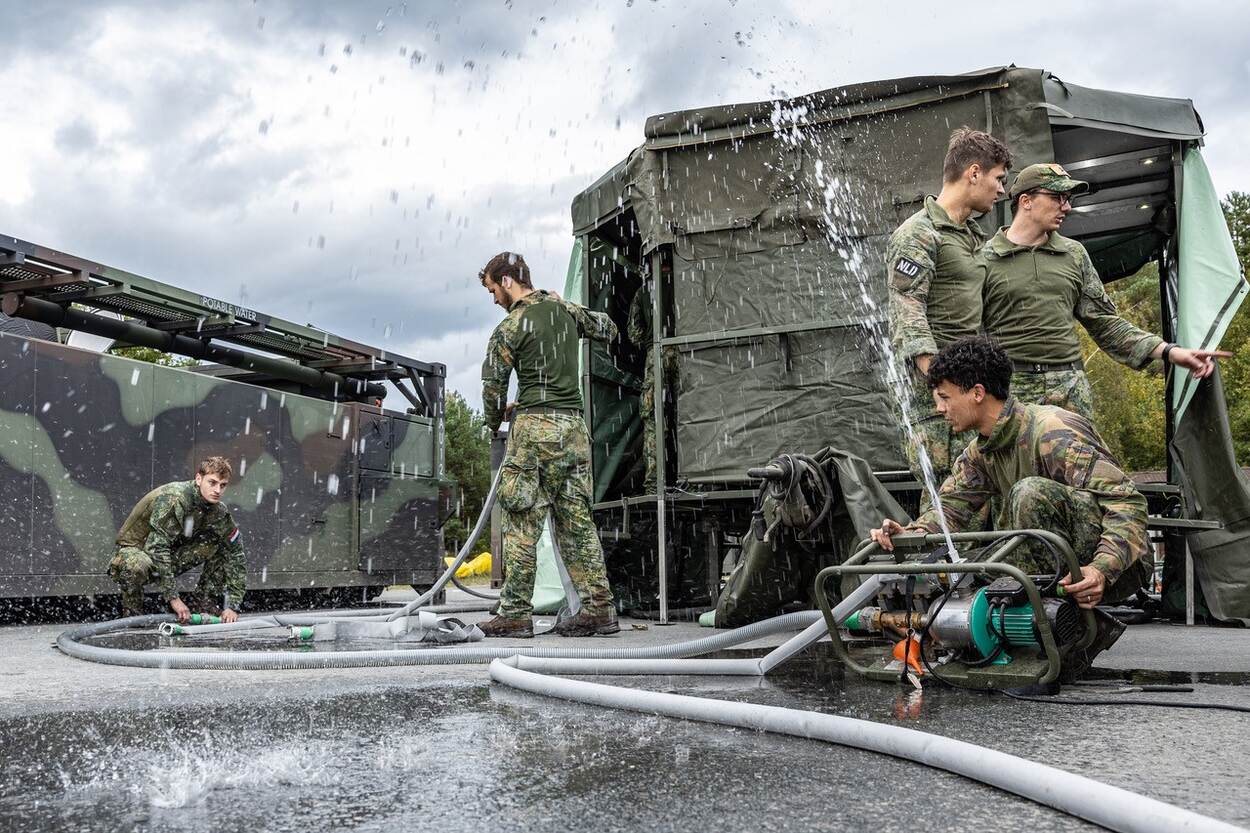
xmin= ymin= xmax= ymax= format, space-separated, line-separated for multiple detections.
xmin=814 ymin=529 xmax=1099 ymax=687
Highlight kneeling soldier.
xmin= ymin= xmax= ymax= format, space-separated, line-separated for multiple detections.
xmin=108 ymin=456 xmax=246 ymax=623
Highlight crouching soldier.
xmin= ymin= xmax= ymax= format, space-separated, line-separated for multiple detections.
xmin=108 ymin=456 xmax=246 ymax=622
xmin=871 ymin=336 xmax=1151 ymax=672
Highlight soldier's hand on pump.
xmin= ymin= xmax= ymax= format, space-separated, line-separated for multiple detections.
xmin=870 ymin=518 xmax=907 ymax=552
xmin=222 ymin=609 xmax=239 ymax=624
xmin=170 ymin=597 xmax=192 ymax=624
xmin=1058 ymin=564 xmax=1106 ymax=610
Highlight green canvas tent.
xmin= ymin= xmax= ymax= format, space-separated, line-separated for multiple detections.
xmin=568 ymin=66 xmax=1249 ymax=623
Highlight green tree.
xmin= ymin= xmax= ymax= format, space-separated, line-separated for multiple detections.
xmin=1083 ymin=265 xmax=1167 ymax=472
xmin=1084 ymin=191 xmax=1250 ymax=469
xmin=108 ymin=345 xmax=196 ymax=367
xmin=442 ymin=390 xmax=492 ymax=556
xmin=1218 ymin=191 xmax=1250 ymax=465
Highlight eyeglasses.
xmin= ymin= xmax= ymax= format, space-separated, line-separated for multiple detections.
xmin=1029 ymin=190 xmax=1073 ymax=206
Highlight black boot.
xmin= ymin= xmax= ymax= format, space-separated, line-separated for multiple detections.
xmin=553 ymin=608 xmax=621 ymax=637
xmin=476 ymin=615 xmax=535 ymax=639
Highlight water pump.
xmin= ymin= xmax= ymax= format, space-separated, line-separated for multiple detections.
xmin=815 ymin=529 xmax=1104 ymax=690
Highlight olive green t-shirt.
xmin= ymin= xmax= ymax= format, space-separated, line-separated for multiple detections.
xmin=981 ymin=230 xmax=1161 ymax=366
xmin=886 ymin=196 xmax=988 ymax=361
xmin=480 ymin=290 xmax=618 ymax=431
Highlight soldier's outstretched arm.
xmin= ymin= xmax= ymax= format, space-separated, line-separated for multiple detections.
xmin=481 ymin=325 xmax=514 ymax=433
xmin=1073 ymin=246 xmax=1163 ymax=369
xmin=885 ymin=229 xmax=939 ymax=366
xmin=557 ymin=295 xmax=619 ymax=343
xmin=911 ymin=454 xmax=993 ymax=534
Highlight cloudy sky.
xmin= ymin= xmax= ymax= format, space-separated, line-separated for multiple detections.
xmin=3 ymin=0 xmax=1248 ymax=409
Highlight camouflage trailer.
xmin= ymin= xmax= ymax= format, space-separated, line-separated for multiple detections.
xmin=0 ymin=234 xmax=449 ymax=605
xmin=567 ymin=66 xmax=1250 ymax=624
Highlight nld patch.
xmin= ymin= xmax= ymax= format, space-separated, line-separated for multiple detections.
xmin=893 ymin=256 xmax=922 ymax=279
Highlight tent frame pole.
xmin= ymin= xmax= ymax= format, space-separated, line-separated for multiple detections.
xmin=651 ymin=249 xmax=669 ymax=625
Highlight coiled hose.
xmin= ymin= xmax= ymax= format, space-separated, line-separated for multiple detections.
xmin=56 ymin=609 xmax=826 ymax=670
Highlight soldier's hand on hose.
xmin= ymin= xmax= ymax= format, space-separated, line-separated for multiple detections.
xmin=871 ymin=518 xmax=907 ymax=551
xmin=1059 ymin=565 xmax=1106 ymax=609
xmin=221 ymin=609 xmax=239 ymax=624
xmin=503 ymin=401 xmax=518 ymax=421
xmin=169 ymin=597 xmax=191 ymax=624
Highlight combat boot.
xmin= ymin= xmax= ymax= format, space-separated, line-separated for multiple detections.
xmin=553 ymin=608 xmax=620 ymax=637
xmin=476 ymin=615 xmax=534 ymax=638
xmin=1059 ymin=607 xmax=1127 ymax=683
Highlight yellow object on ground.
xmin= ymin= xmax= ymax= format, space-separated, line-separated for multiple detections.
xmin=445 ymin=552 xmax=491 ymax=579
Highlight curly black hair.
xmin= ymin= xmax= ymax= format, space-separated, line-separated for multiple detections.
xmin=926 ymin=335 xmax=1012 ymax=400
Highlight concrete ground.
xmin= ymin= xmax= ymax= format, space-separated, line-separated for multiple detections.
xmin=2 ymin=589 xmax=1248 ymax=832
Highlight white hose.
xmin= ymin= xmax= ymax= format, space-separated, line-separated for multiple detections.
xmin=490 ymin=658 xmax=1244 ymax=833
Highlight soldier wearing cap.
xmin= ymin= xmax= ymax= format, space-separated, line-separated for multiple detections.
xmin=981 ymin=163 xmax=1225 ymax=419
xmin=886 ymin=127 xmax=1012 ymax=501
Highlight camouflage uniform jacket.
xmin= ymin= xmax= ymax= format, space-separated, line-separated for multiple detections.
xmin=886 ymin=196 xmax=988 ymax=363
xmin=115 ymin=481 xmax=246 ymax=605
xmin=982 ymin=230 xmax=1163 ymax=366
xmin=911 ymin=399 xmax=1148 ymax=582
xmin=482 ymin=289 xmax=618 ymax=432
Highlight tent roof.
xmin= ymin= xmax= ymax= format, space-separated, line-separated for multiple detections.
xmin=571 ymin=66 xmax=1204 ymax=234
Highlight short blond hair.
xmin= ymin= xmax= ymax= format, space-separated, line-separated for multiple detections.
xmin=197 ymin=456 xmax=233 ymax=480
xmin=943 ymin=127 xmax=1013 ymax=183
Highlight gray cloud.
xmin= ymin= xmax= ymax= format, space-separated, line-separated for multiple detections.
xmin=1 ymin=0 xmax=1247 ymax=415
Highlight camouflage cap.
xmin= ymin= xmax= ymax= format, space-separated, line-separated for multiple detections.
xmin=1009 ymin=163 xmax=1089 ymax=199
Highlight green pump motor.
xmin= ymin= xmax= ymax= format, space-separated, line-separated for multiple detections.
xmin=929 ymin=578 xmax=1083 ymax=663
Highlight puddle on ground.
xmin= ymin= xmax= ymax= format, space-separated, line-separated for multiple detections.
xmin=4 ymin=653 xmax=1249 ymax=832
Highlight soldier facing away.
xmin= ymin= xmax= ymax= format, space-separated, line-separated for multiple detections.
xmin=870 ymin=336 xmax=1151 ymax=611
xmin=477 ymin=251 xmax=619 ymax=638
xmin=885 ymin=127 xmax=1012 ymax=498
xmin=981 ymin=163 xmax=1228 ymax=420
xmin=108 ymin=456 xmax=246 ymax=622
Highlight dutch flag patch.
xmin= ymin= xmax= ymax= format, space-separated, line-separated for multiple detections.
xmin=228 ymin=527 xmax=240 ymax=544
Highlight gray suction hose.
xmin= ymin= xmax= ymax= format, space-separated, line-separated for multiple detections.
xmin=385 ymin=465 xmax=505 ymax=621
xmin=159 ymin=468 xmax=507 ymax=640
xmin=489 ymin=659 xmax=1240 ymax=833
xmin=56 ymin=609 xmax=828 ymax=669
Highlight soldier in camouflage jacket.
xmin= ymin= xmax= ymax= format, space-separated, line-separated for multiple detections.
xmin=886 ymin=128 xmax=1012 ymax=498
xmin=108 ymin=456 xmax=245 ymax=621
xmin=872 ymin=336 xmax=1150 ymax=607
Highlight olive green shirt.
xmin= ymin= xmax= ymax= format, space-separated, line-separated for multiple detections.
xmin=481 ymin=290 xmax=618 ymax=432
xmin=886 ymin=196 xmax=988 ymax=361
xmin=982 ymin=230 xmax=1163 ymax=366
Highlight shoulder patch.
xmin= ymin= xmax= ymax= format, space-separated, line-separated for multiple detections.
xmin=893 ymin=256 xmax=922 ymax=279
xmin=228 ymin=527 xmax=240 ymax=543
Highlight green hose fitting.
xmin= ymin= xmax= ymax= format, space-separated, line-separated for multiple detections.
xmin=189 ymin=614 xmax=222 ymax=625
xmin=291 ymin=626 xmax=315 ymax=641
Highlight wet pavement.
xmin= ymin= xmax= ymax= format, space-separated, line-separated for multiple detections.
xmin=2 ymin=607 xmax=1249 ymax=832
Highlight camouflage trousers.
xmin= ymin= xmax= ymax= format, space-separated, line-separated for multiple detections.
xmin=497 ymin=413 xmax=613 ymax=619
xmin=897 ymin=367 xmax=976 ymax=514
xmin=638 ymin=349 xmax=679 ymax=494
xmin=1010 ymin=369 xmax=1094 ymax=422
xmin=1001 ymin=476 xmax=1148 ymax=603
xmin=107 ymin=543 xmax=233 ymax=613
